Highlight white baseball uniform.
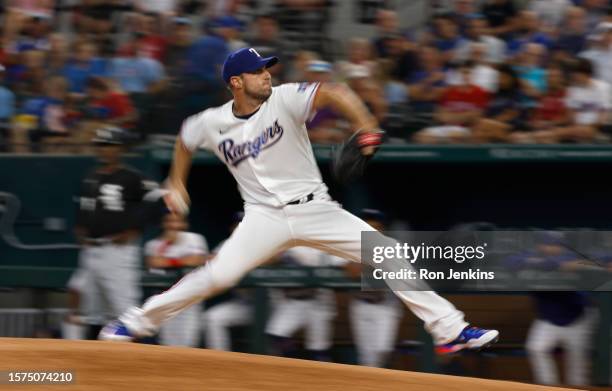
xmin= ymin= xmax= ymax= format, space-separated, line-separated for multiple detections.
xmin=69 ymin=244 xmax=140 ymax=322
xmin=266 ymin=247 xmax=342 ymax=351
xmin=349 ymin=291 xmax=403 ymax=367
xmin=119 ymin=82 xmax=468 ymax=344
xmin=202 ymin=240 xmax=253 ymax=351
xmin=526 ymin=308 xmax=598 ymax=386
xmin=145 ymin=231 xmax=208 ymax=347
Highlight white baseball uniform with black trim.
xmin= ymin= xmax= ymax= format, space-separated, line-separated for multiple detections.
xmin=119 ymin=82 xmax=468 ymax=344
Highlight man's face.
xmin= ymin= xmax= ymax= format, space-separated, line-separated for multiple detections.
xmin=256 ymin=17 xmax=278 ymax=40
xmin=173 ymin=24 xmax=192 ymax=43
xmin=456 ymin=0 xmax=475 ymax=14
xmin=436 ymin=18 xmax=457 ymax=39
xmin=96 ymin=144 xmax=123 ymax=165
xmin=468 ymin=19 xmax=485 ymax=38
xmin=376 ymin=10 xmax=398 ymax=34
xmin=521 ymin=11 xmax=538 ymax=32
xmin=459 ymin=66 xmax=472 ymax=84
xmin=30 ymin=18 xmax=48 ymax=37
xmin=523 ymin=45 xmax=544 ymax=67
xmin=239 ymin=67 xmax=273 ymax=100
xmin=50 ymin=34 xmax=68 ymax=53
xmin=76 ymin=44 xmax=95 ymax=63
xmin=138 ymin=14 xmax=157 ymax=35
xmin=567 ymin=9 xmax=586 ymax=32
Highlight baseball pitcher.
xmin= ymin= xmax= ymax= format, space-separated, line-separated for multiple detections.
xmin=100 ymin=48 xmax=499 ymax=354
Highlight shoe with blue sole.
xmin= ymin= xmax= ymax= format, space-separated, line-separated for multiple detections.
xmin=435 ymin=326 xmax=499 ymax=355
xmin=98 ymin=320 xmax=135 ymax=342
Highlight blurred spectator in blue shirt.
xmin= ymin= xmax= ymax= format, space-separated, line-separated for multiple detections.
xmin=46 ymin=33 xmax=70 ymax=78
xmin=480 ymin=0 xmax=518 ymax=39
xmin=7 ymin=14 xmax=52 ymax=54
xmin=376 ymin=33 xmax=419 ymax=83
xmin=153 ymin=16 xmax=195 ymax=134
xmin=108 ymin=41 xmax=166 ymax=95
xmin=513 ymin=43 xmax=548 ymax=106
xmin=108 ymin=39 xmax=166 ymax=132
xmin=449 ymin=0 xmax=480 ymax=35
xmin=372 ymin=9 xmax=401 ymax=58
xmin=553 ymin=7 xmax=589 ymax=62
xmin=249 ymin=13 xmax=291 ymax=83
xmin=182 ymin=16 xmax=240 ymax=116
xmin=431 ymin=13 xmax=468 ymax=65
xmin=507 ymin=10 xmax=554 ymax=57
xmin=407 ymin=46 xmax=447 ymax=113
xmin=8 ymin=49 xmax=46 ymax=101
xmin=19 ymin=75 xmax=72 ymax=151
xmin=0 ymin=66 xmax=15 ymax=120
xmin=61 ymin=41 xmax=107 ymax=95
xmin=0 ymin=65 xmax=15 ymax=151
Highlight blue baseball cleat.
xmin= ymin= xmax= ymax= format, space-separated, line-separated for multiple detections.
xmin=435 ymin=326 xmax=499 ymax=355
xmin=98 ymin=320 xmax=135 ymax=342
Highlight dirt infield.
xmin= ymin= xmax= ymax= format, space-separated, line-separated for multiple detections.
xmin=0 ymin=338 xmax=579 ymax=391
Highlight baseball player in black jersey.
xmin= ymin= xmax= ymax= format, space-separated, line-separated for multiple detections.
xmin=68 ymin=125 xmax=165 ymax=337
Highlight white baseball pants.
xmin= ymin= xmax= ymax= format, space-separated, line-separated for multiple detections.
xmin=526 ymin=308 xmax=598 ymax=386
xmin=203 ymin=299 xmax=252 ymax=350
xmin=158 ymin=304 xmax=202 ymax=347
xmin=349 ymin=298 xmax=403 ymax=367
xmin=121 ymin=199 xmax=467 ymax=344
xmin=266 ymin=289 xmax=336 ymax=350
xmin=71 ymin=244 xmax=141 ymax=320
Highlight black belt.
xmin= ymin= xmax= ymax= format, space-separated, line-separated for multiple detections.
xmin=287 ymin=193 xmax=314 ymax=205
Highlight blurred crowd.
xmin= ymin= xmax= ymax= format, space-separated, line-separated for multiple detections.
xmin=1 ymin=0 xmax=612 ymax=152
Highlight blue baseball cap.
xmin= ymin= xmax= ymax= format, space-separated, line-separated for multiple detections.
xmin=222 ymin=47 xmax=279 ymax=84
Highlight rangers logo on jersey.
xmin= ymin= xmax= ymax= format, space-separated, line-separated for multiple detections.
xmin=218 ymin=119 xmax=285 ymax=166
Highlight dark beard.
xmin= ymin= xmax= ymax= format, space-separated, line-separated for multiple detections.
xmin=244 ymin=85 xmax=272 ymax=102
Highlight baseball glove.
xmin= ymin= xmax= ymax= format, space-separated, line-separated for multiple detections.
xmin=331 ymin=129 xmax=385 ymax=185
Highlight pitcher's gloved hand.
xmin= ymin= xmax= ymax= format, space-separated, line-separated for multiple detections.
xmin=332 ymin=129 xmax=384 ymax=185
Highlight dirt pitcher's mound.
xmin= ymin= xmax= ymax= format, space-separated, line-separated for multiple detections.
xmin=0 ymin=338 xmax=575 ymax=391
